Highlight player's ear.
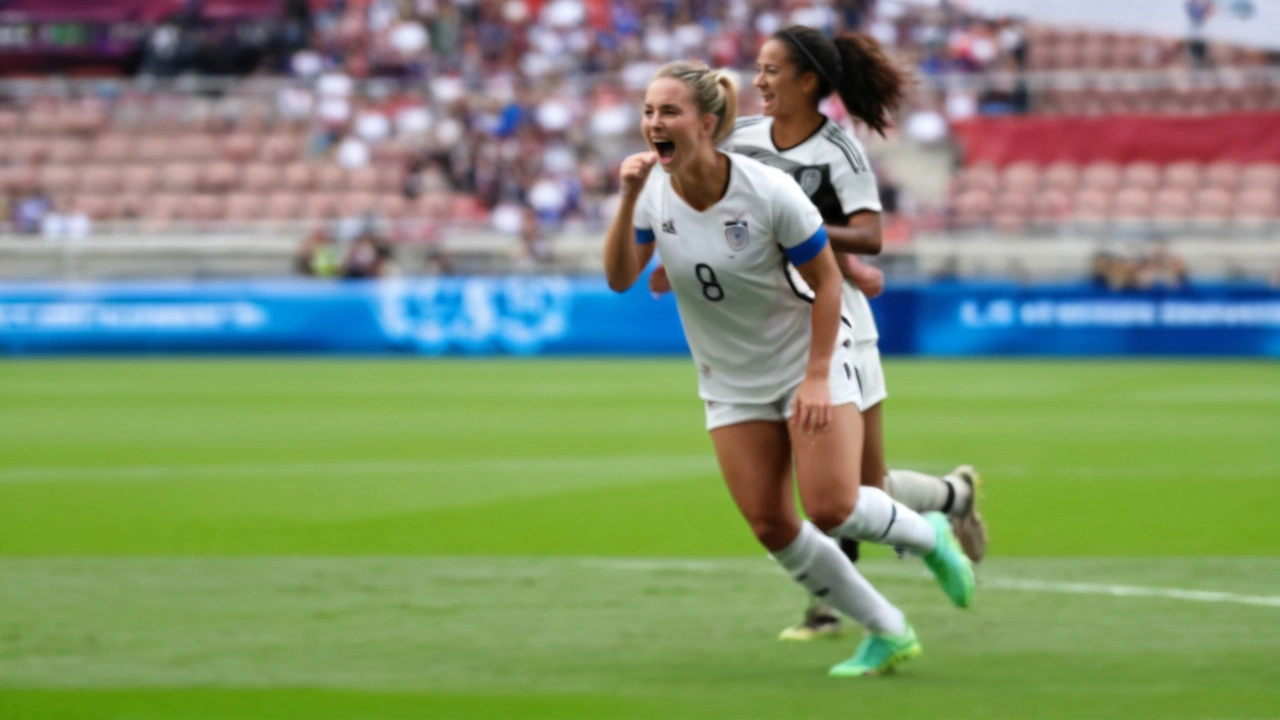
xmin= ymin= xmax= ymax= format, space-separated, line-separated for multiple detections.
xmin=701 ymin=112 xmax=717 ymax=139
xmin=800 ymin=70 xmax=820 ymax=96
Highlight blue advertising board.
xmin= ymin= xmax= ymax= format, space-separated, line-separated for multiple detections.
xmin=1 ymin=276 xmax=1278 ymax=357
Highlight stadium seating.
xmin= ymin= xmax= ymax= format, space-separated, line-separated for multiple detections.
xmin=947 ymin=158 xmax=1280 ymax=233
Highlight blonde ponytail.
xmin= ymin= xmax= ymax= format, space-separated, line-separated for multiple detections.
xmin=654 ymin=61 xmax=739 ymax=144
xmin=711 ymin=70 xmax=739 ymax=144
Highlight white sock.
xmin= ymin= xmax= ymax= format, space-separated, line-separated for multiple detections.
xmin=772 ymin=522 xmax=906 ymax=634
xmin=885 ymin=469 xmax=971 ymax=517
xmin=831 ymin=485 xmax=937 ymax=554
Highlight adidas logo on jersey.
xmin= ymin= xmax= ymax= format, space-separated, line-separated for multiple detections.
xmin=662 ymin=219 xmax=676 ymax=234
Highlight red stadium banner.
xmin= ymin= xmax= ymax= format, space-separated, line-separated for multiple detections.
xmin=951 ymin=112 xmax=1280 ymax=167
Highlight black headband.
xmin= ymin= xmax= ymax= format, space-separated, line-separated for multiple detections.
xmin=781 ymin=29 xmax=843 ymax=90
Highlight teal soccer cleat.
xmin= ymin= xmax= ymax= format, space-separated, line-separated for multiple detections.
xmin=828 ymin=625 xmax=922 ymax=677
xmin=923 ymin=511 xmax=976 ymax=608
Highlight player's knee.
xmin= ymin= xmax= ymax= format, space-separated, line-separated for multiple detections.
xmin=804 ymin=497 xmax=856 ymax=535
xmin=745 ymin=512 xmax=800 ymax=552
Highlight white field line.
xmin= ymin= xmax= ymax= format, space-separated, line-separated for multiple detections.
xmin=574 ymin=558 xmax=1280 ymax=609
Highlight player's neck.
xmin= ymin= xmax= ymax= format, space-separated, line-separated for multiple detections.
xmin=770 ymin=109 xmax=826 ymax=151
xmin=670 ymin=150 xmax=730 ymax=212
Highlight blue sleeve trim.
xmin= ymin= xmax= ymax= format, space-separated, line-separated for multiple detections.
xmin=635 ymin=228 xmax=655 ymax=245
xmin=784 ymin=227 xmax=828 ymax=266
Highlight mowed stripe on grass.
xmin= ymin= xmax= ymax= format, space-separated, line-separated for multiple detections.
xmin=1 ymin=556 xmax=1277 ymax=719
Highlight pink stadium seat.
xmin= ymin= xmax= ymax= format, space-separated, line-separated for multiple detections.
xmin=370 ymin=142 xmax=410 ymax=166
xmin=260 ymin=133 xmax=302 ymax=162
xmin=1235 ymin=188 xmax=1279 ymax=224
xmin=0 ymin=111 xmax=19 ymax=135
xmin=1121 ymin=162 xmax=1161 ymax=192
xmin=202 ymin=162 xmax=241 ymax=193
xmin=314 ymin=164 xmax=347 ymax=192
xmin=221 ymin=133 xmax=260 ymax=162
xmin=135 ymin=136 xmax=172 ymax=164
xmin=347 ymin=167 xmax=380 ymax=193
xmin=161 ymin=163 xmax=201 ymax=193
xmin=1001 ymin=162 xmax=1040 ymax=192
xmin=1031 ymin=189 xmax=1072 ymax=226
xmin=242 ymin=164 xmax=283 ymax=193
xmin=1080 ymin=163 xmax=1122 ymax=193
xmin=171 ymin=134 xmax=218 ymax=163
xmin=1042 ymin=162 xmax=1080 ymax=193
xmin=284 ymin=163 xmax=316 ymax=191
xmin=9 ymin=137 xmax=49 ymax=164
xmin=959 ymin=164 xmax=1000 ymax=194
xmin=1162 ymin=162 xmax=1202 ymax=192
xmin=377 ymin=165 xmax=404 ymax=193
xmin=46 ymin=138 xmax=90 ymax=165
xmin=1110 ymin=187 xmax=1153 ymax=220
xmin=1072 ymin=189 xmax=1111 ymax=223
xmin=303 ymin=193 xmax=341 ymax=220
xmin=223 ymin=193 xmax=264 ymax=222
xmin=189 ymin=194 xmax=224 ymax=222
xmin=73 ymin=194 xmax=117 ymax=221
xmin=38 ymin=165 xmax=79 ymax=195
xmin=1150 ymin=188 xmax=1192 ymax=225
xmin=1204 ymin=162 xmax=1241 ymax=192
xmin=264 ymin=192 xmax=304 ymax=220
xmin=140 ymin=193 xmax=185 ymax=230
xmin=992 ymin=211 xmax=1029 ymax=234
xmin=342 ymin=192 xmax=379 ymax=217
xmin=91 ymin=134 xmax=134 ymax=163
xmin=1191 ymin=188 xmax=1235 ymax=225
xmin=378 ymin=193 xmax=409 ymax=219
xmin=79 ymin=165 xmax=123 ymax=195
xmin=122 ymin=165 xmax=160 ymax=194
xmin=1240 ymin=163 xmax=1280 ymax=191
xmin=951 ymin=189 xmax=994 ymax=230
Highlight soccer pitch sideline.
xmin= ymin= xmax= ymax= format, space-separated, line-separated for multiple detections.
xmin=1 ymin=359 xmax=1277 ymax=720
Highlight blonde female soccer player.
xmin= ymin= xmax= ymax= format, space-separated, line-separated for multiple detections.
xmin=603 ymin=60 xmax=974 ymax=677
xmin=651 ymin=27 xmax=990 ymax=642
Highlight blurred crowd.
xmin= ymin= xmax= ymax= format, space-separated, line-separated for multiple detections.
xmin=1091 ymin=241 xmax=1190 ymax=291
xmin=3 ymin=0 xmax=1276 ymax=283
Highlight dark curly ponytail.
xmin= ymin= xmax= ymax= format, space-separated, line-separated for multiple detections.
xmin=773 ymin=25 xmax=908 ymax=137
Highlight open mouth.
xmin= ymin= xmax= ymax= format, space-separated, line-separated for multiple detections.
xmin=652 ymin=139 xmax=676 ymax=163
xmin=761 ymin=93 xmax=776 ymax=111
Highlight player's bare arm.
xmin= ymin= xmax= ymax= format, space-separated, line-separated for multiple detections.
xmin=604 ymin=152 xmax=659 ymax=292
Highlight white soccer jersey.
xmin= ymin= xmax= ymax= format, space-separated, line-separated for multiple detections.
xmin=727 ymin=115 xmax=881 ymax=343
xmin=633 ymin=153 xmax=842 ymax=404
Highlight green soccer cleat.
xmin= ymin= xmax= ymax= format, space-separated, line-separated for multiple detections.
xmin=947 ymin=465 xmax=989 ymax=564
xmin=778 ymin=602 xmax=845 ymax=641
xmin=828 ymin=624 xmax=922 ymax=677
xmin=923 ymin=511 xmax=976 ymax=608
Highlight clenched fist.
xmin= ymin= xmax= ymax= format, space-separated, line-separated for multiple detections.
xmin=620 ymin=151 xmax=658 ymax=197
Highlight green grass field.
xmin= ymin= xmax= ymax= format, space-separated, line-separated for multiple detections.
xmin=1 ymin=359 xmax=1278 ymax=720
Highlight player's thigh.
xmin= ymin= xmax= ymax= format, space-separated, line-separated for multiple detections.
xmin=859 ymin=402 xmax=886 ymax=490
xmin=853 ymin=341 xmax=888 ymax=489
xmin=709 ymin=420 xmax=798 ymax=552
xmin=790 ymin=402 xmax=864 ymax=533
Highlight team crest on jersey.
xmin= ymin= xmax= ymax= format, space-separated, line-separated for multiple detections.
xmin=723 ymin=219 xmax=749 ymax=251
xmin=797 ymin=167 xmax=823 ymax=197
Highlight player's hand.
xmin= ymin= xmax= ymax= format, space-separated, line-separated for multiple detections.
xmin=789 ymin=376 xmax=831 ymax=436
xmin=619 ymin=151 xmax=658 ymax=197
xmin=854 ymin=265 xmax=885 ymax=298
xmin=648 ymin=263 xmax=671 ymax=296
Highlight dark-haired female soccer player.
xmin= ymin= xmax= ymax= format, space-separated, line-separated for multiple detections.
xmin=605 ymin=59 xmax=973 ymax=678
